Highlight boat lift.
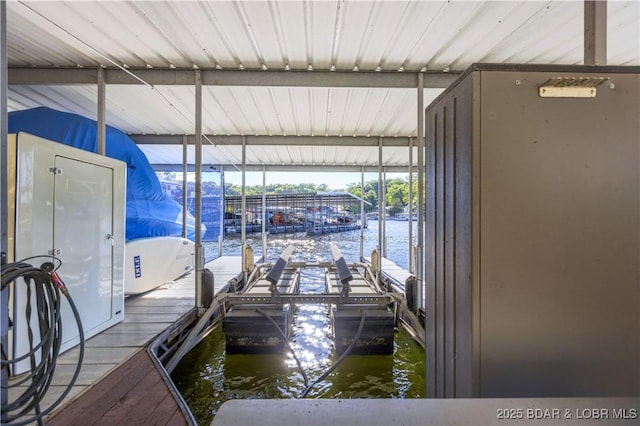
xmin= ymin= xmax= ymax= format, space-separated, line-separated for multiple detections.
xmin=164 ymin=243 xmax=424 ymax=372
xmin=222 ymin=244 xmax=395 ymax=355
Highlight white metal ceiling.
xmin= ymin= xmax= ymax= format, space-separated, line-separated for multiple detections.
xmin=6 ymin=0 xmax=640 ymax=168
xmin=9 ymin=1 xmax=639 ymax=71
xmin=9 ymin=84 xmax=443 ymax=136
xmin=138 ymin=142 xmax=418 ymax=170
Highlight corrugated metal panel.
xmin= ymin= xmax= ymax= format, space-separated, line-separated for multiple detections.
xmin=202 ymin=86 xmax=442 ymax=137
xmin=8 ymin=84 xmax=442 ymax=138
xmin=138 ymin=143 xmax=417 ymax=169
xmin=8 ymin=1 xmax=638 ymax=71
xmin=6 ymin=1 xmax=639 ymax=167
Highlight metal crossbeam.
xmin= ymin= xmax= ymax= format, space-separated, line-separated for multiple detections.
xmin=8 ymin=67 xmax=459 ymax=88
xmin=223 ymin=293 xmax=391 ymax=306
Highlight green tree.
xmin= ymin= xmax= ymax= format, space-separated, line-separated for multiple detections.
xmin=385 ymin=178 xmax=408 ymax=209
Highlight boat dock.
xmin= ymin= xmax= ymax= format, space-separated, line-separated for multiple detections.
xmin=8 ymin=251 xmax=637 ymax=426
xmin=224 ymin=192 xmax=368 ymax=237
xmin=26 ymin=251 xmax=415 ymax=424
xmin=14 ymin=256 xmax=244 ymax=425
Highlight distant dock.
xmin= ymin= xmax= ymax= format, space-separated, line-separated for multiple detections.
xmin=224 ymin=191 xmax=368 ymax=236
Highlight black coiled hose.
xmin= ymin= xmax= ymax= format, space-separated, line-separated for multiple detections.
xmin=1 ymin=257 xmax=84 ymax=426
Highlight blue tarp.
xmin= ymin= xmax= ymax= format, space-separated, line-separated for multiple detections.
xmin=8 ymin=107 xmax=203 ymax=241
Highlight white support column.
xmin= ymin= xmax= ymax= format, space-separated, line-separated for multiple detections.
xmin=97 ymin=67 xmax=106 ymax=155
xmin=194 ymin=69 xmax=204 ymax=311
xmin=182 ymin=135 xmax=188 ymax=238
xmin=417 ymin=73 xmax=425 ymax=311
xmin=219 ymin=170 xmax=225 ymax=257
xmin=262 ymin=165 xmax=267 ymax=262
xmin=382 ymin=168 xmax=387 ymax=258
xmin=241 ymin=136 xmax=247 ymax=275
xmin=1 ymin=1 xmax=9 ymax=414
xmin=359 ymin=166 xmax=365 ymax=261
xmin=584 ymin=0 xmax=607 ymax=65
xmin=408 ymin=137 xmax=414 ymax=274
xmin=377 ymin=137 xmax=383 ymax=261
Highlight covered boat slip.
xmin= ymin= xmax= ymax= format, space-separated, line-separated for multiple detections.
xmin=3 ymin=2 xmax=640 ymax=425
xmin=224 ymin=192 xmax=367 ymax=236
xmin=26 ymin=249 xmax=414 ymax=424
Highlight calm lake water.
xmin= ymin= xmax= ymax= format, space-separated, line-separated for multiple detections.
xmin=172 ymin=220 xmax=425 ymax=426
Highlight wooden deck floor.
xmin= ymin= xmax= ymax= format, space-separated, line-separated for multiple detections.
xmin=6 ymin=256 xmax=244 ymax=426
xmin=45 ymin=348 xmax=188 ymax=426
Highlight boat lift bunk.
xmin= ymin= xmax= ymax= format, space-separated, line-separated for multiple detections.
xmin=325 ymin=245 xmax=395 ymax=355
xmin=222 ymin=246 xmax=300 ymax=354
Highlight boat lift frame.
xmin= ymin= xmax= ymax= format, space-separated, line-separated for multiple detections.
xmin=223 ymin=291 xmax=392 ymax=307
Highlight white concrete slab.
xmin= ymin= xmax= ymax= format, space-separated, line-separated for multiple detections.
xmin=212 ymin=398 xmax=640 ymax=426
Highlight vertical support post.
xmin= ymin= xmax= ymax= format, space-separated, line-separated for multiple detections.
xmin=359 ymin=166 xmax=365 ymax=261
xmin=262 ymin=165 xmax=267 ymax=262
xmin=182 ymin=135 xmax=188 ymax=238
xmin=418 ymin=72 xmax=427 ymax=396
xmin=194 ymin=70 xmax=204 ymax=311
xmin=241 ymin=136 xmax=247 ymax=277
xmin=382 ymin=168 xmax=388 ymax=258
xmin=417 ymin=73 xmax=425 ymax=312
xmin=377 ymin=137 xmax=383 ymax=276
xmin=312 ymin=194 xmax=317 ymax=231
xmin=584 ymin=0 xmax=607 ymax=66
xmin=219 ymin=168 xmax=225 ymax=257
xmin=96 ymin=67 xmax=106 ymax=155
xmin=408 ymin=137 xmax=414 ymax=274
xmin=1 ymin=0 xmax=9 ymax=414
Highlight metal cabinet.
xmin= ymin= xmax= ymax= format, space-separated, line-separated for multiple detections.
xmin=425 ymin=64 xmax=640 ymax=398
xmin=8 ymin=133 xmax=126 ymax=374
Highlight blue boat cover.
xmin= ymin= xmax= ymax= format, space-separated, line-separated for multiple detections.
xmin=9 ymin=107 xmax=203 ymax=241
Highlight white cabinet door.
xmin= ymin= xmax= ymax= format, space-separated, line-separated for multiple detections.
xmin=54 ymin=156 xmax=114 ymax=346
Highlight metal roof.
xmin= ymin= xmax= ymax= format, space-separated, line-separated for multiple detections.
xmin=6 ymin=0 xmax=640 ymax=170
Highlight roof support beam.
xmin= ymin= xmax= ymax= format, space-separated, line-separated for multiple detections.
xmin=151 ymin=164 xmax=411 ymax=174
xmin=131 ymin=134 xmax=413 ymax=147
xmin=584 ymin=0 xmax=607 ymax=65
xmin=8 ymin=67 xmax=460 ymax=89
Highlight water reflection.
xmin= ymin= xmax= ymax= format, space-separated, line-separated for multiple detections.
xmin=208 ymin=220 xmax=417 ymax=268
xmin=174 ymin=221 xmax=424 ymax=426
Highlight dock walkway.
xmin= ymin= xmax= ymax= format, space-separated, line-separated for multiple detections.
xmin=7 ymin=256 xmax=242 ymax=425
xmin=45 ymin=348 xmax=188 ymax=426
xmin=365 ymin=256 xmax=414 ymax=290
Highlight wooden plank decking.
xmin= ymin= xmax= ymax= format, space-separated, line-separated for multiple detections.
xmin=45 ymin=348 xmax=188 ymax=426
